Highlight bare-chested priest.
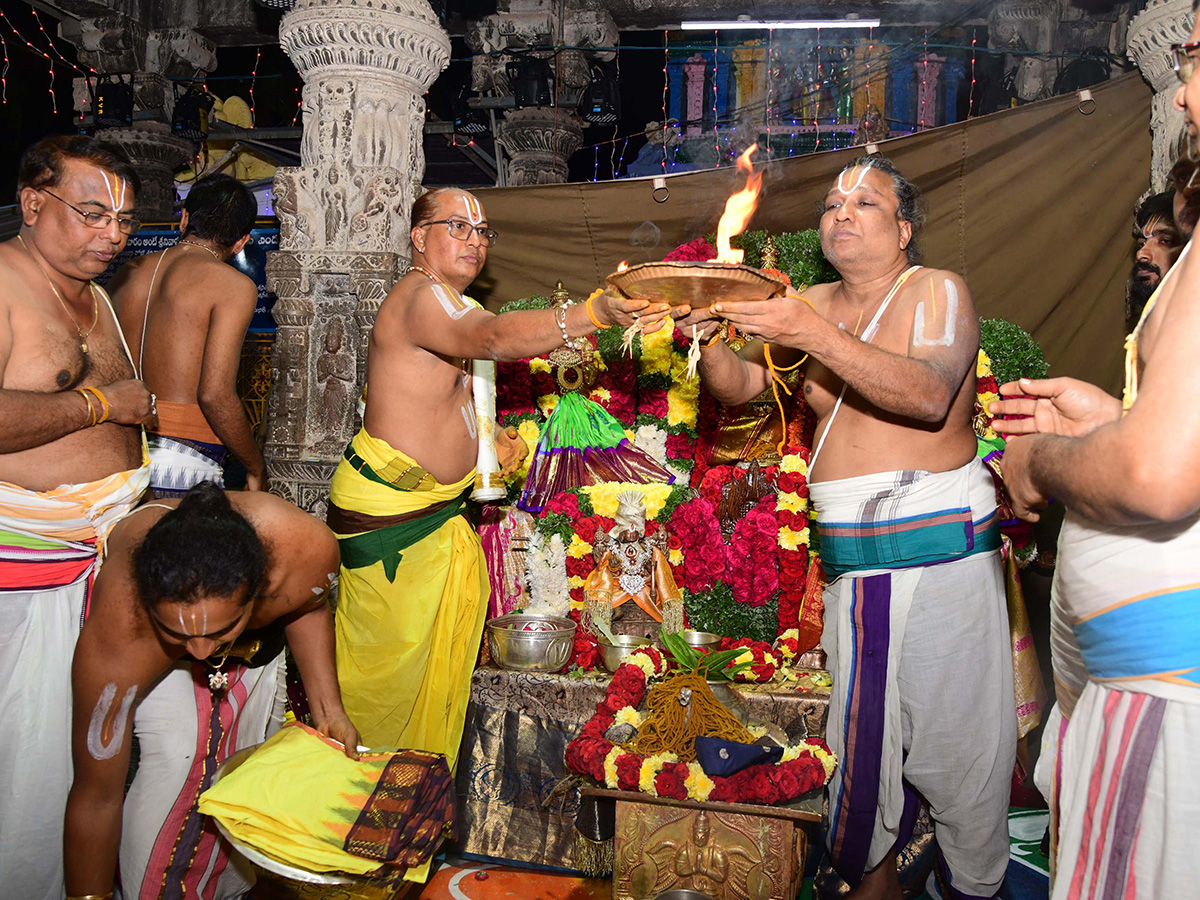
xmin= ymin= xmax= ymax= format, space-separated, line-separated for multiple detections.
xmin=329 ymin=187 xmax=663 ymax=772
xmin=0 ymin=135 xmax=154 ymax=900
xmin=686 ymin=157 xmax=1015 ymax=900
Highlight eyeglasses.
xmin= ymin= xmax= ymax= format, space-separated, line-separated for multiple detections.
xmin=1172 ymin=41 xmax=1200 ymax=85
xmin=40 ymin=188 xmax=142 ymax=235
xmin=418 ymin=218 xmax=498 ymax=248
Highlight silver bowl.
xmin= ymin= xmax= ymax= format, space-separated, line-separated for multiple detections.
xmin=680 ymin=629 xmax=720 ymax=651
xmin=487 ymin=613 xmax=577 ymax=671
xmin=598 ymin=633 xmax=653 ymax=673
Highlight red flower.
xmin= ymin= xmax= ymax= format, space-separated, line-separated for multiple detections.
xmin=640 ymin=393 xmax=669 ymax=418
xmin=667 ymin=534 xmax=682 ymax=551
xmin=576 ymin=516 xmax=599 ymax=544
xmin=663 ymin=238 xmax=718 ymax=262
xmin=615 ymin=753 xmax=641 ymax=791
xmin=654 ymin=769 xmax=688 ymax=800
xmin=571 ymin=632 xmax=602 ymax=671
xmin=665 ymin=433 xmax=693 ymax=459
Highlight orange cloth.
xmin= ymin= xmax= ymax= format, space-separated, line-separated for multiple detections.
xmin=584 ymin=547 xmax=681 ymax=623
xmin=149 ymin=399 xmax=221 ymax=445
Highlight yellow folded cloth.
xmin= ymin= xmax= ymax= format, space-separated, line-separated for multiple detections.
xmin=198 ymin=722 xmax=454 ymax=876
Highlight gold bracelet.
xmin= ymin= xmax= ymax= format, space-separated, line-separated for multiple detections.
xmin=81 ymin=386 xmax=110 ymax=425
xmin=702 ymin=329 xmax=723 ymax=348
xmin=66 ymin=893 xmax=114 ymax=900
xmin=585 ymin=291 xmax=611 ymax=330
xmin=74 ymin=388 xmax=97 ymax=427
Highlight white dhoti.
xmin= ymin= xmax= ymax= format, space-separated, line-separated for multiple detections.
xmin=0 ymin=464 xmax=148 ymax=900
xmin=812 ymin=461 xmax=1016 ymax=899
xmin=119 ymin=649 xmax=287 ymax=900
xmin=1045 ymin=509 xmax=1200 ymax=899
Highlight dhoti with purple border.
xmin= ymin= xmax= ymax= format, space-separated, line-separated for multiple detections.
xmin=812 ymin=461 xmax=1015 ymax=900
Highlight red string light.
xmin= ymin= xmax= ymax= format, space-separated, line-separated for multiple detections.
xmin=0 ymin=8 xmax=59 ymax=113
xmin=919 ymin=32 xmax=928 ymax=131
xmin=291 ymin=82 xmax=302 ymax=126
xmin=765 ymin=28 xmax=773 ymax=156
xmin=712 ymin=30 xmax=719 ymax=165
xmin=968 ymin=28 xmax=978 ymax=119
xmin=249 ymin=47 xmax=261 ymax=127
xmin=0 ymin=33 xmax=8 ymax=105
xmin=30 ymin=8 xmax=93 ymax=76
xmin=866 ymin=26 xmax=873 ymax=109
xmin=814 ymin=28 xmax=822 ymax=152
xmin=662 ymin=28 xmax=668 ymax=174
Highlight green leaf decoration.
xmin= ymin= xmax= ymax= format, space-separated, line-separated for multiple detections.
xmin=980 ymin=318 xmax=1049 ymax=386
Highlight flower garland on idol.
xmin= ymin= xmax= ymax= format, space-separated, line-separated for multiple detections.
xmin=564 ymin=646 xmax=836 ymax=803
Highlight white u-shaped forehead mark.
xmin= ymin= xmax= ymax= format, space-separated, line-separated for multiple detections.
xmin=836 ymin=166 xmax=871 ymax=196
xmin=459 ymin=194 xmax=483 ymax=225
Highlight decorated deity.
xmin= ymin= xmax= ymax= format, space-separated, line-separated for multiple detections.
xmin=584 ymin=491 xmax=685 ymax=638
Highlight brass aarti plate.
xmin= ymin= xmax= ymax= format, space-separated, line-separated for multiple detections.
xmin=606 ymin=261 xmax=788 ymax=310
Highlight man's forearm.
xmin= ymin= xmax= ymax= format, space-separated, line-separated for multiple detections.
xmin=697 ymin=340 xmax=767 ymax=406
xmin=283 ymin=603 xmax=345 ymax=724
xmin=0 ymin=389 xmax=92 ymax=452
xmin=199 ymin=392 xmax=265 ymax=477
xmin=482 ymin=304 xmax=598 ymax=362
xmin=804 ymin=325 xmax=958 ymax=422
xmin=64 ymin=785 xmax=123 ymax=895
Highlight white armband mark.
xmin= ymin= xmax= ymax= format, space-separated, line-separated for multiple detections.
xmin=913 ymin=279 xmax=958 ymax=347
xmin=431 ymin=283 xmax=473 ymax=320
xmin=86 ymin=682 xmax=138 ymax=760
xmin=462 ymin=401 xmax=478 ymax=439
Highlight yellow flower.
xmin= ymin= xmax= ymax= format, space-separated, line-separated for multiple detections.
xmin=530 ymin=358 xmax=552 ymax=375
xmin=603 ymin=747 xmax=623 ymax=788
xmin=590 ymin=387 xmax=612 ymax=403
xmin=567 ymin=534 xmax=593 ymax=559
xmin=776 ymin=492 xmax=808 ymax=515
xmin=779 ymin=628 xmax=798 ymax=642
xmin=977 ymin=349 xmax=993 ymax=380
xmin=733 ymin=650 xmax=754 ymax=666
xmin=581 ymin=482 xmax=673 ymax=520
xmin=778 ymin=526 xmax=810 ymax=550
xmin=569 ymin=595 xmax=585 ymax=611
xmin=666 ymin=389 xmax=699 ymax=428
xmin=568 ymin=575 xmax=586 ymax=589
xmin=537 ymin=394 xmax=559 ymax=416
xmin=624 ymin=429 xmax=635 ymax=442
xmin=518 ymin=419 xmax=541 ymax=445
xmin=747 ymin=724 xmax=768 ymax=739
xmin=639 ymin=756 xmax=667 ymax=795
xmin=684 ymin=762 xmax=715 ymax=801
xmin=780 ymin=453 xmax=809 ymax=476
xmin=640 ymin=325 xmax=675 ymax=375
xmin=614 ymin=707 xmax=643 ymax=728
xmin=668 ymin=547 xmax=684 ymax=567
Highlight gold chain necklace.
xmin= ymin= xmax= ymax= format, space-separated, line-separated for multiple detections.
xmin=17 ymin=234 xmax=100 ymax=355
xmin=178 ymin=238 xmax=223 ymax=262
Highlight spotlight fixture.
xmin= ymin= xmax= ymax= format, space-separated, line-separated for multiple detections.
xmin=680 ymin=18 xmax=881 ymax=30
xmin=580 ymin=62 xmax=621 ymax=125
xmin=454 ymin=84 xmax=490 ymax=135
xmin=506 ymin=56 xmax=554 ymax=108
xmin=95 ymin=75 xmax=134 ymax=129
xmin=172 ymin=85 xmax=216 ymax=143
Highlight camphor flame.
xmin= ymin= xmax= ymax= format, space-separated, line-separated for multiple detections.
xmin=616 ymin=260 xmax=629 ymax=272
xmin=710 ymin=145 xmax=763 ymax=264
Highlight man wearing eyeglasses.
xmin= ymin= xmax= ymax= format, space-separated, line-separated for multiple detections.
xmin=0 ymin=134 xmax=156 ymax=900
xmin=327 ymin=187 xmax=663 ymax=783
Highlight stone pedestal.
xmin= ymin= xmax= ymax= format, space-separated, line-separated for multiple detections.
xmin=1128 ymin=0 xmax=1195 ymax=190
xmin=264 ymin=0 xmax=450 ymax=510
xmin=498 ymin=107 xmax=585 ymax=186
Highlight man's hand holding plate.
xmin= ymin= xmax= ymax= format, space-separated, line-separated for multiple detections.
xmin=714 ymin=286 xmax=820 ymax=347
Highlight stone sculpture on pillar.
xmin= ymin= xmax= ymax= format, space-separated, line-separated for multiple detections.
xmin=468 ymin=0 xmax=616 ymax=185
xmin=1128 ymin=0 xmax=1196 ymax=190
xmin=69 ymin=16 xmax=212 ymax=221
xmin=265 ymin=0 xmax=451 ymax=511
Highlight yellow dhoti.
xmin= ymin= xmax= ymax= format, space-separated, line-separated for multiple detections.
xmin=329 ymin=428 xmax=488 ymax=771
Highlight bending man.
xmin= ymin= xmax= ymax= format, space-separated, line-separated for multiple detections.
xmin=65 ymin=481 xmax=358 ymax=900
xmin=687 ymin=157 xmax=1015 ymax=899
xmin=0 ymin=135 xmax=154 ymax=900
xmin=330 ymin=188 xmax=660 ymax=774
xmin=112 ymin=173 xmax=267 ymax=495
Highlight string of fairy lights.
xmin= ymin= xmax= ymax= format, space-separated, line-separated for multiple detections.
xmin=0 ymin=0 xmax=1098 ymax=183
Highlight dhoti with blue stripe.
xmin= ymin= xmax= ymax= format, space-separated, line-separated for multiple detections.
xmin=1047 ymin=509 xmax=1200 ymax=900
xmin=812 ymin=460 xmax=1015 ymax=899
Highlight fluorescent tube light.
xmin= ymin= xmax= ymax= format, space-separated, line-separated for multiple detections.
xmin=680 ymin=19 xmax=881 ymax=30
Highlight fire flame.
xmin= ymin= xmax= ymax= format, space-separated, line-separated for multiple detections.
xmin=616 ymin=260 xmax=629 ymax=273
xmin=711 ymin=145 xmax=762 ymax=264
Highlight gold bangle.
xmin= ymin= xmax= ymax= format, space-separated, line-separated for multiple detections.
xmin=74 ymin=388 xmax=97 ymax=427
xmin=82 ymin=386 xmax=110 ymax=425
xmin=67 ymin=893 xmax=114 ymax=900
xmin=585 ymin=292 xmax=611 ymax=330
xmin=702 ymin=329 xmax=723 ymax=348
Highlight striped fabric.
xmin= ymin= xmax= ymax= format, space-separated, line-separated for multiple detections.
xmin=147 ymin=434 xmax=225 ymax=499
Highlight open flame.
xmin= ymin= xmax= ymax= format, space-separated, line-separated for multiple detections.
xmin=616 ymin=260 xmax=629 ymax=273
xmin=710 ymin=145 xmax=763 ymax=264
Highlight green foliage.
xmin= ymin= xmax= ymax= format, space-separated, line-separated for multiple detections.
xmin=499 ymin=295 xmax=551 ymax=314
xmin=597 ymin=325 xmax=640 ymax=364
xmin=717 ymin=229 xmax=839 ymax=289
xmin=659 ymin=631 xmax=752 ymax=681
xmin=538 ymin=512 xmax=575 ymax=545
xmin=684 ymin=583 xmax=779 ymax=644
xmin=980 ymin=318 xmax=1049 ymax=386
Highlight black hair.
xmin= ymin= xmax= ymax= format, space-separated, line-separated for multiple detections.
xmin=829 ymin=156 xmax=928 ymax=264
xmin=16 ymin=134 xmax=141 ymax=204
xmin=133 ymin=481 xmax=266 ymax=610
xmin=1134 ymin=190 xmax=1177 ymax=234
xmin=182 ymin=173 xmax=257 ymax=247
xmin=411 ymin=187 xmax=452 ymax=227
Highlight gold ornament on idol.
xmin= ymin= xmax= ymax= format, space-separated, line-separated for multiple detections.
xmin=17 ymin=234 xmax=100 ymax=355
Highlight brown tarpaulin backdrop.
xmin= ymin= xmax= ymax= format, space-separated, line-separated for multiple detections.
xmin=471 ymin=72 xmax=1152 ymax=393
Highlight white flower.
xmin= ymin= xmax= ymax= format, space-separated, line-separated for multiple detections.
xmin=525 ymin=532 xmax=570 ymax=617
xmin=634 ymin=424 xmax=669 ymax=468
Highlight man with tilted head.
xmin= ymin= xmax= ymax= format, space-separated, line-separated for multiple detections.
xmin=685 ymin=157 xmax=1014 ymax=900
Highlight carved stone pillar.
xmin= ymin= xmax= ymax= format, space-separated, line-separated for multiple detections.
xmin=265 ymin=0 xmax=450 ymax=510
xmin=70 ymin=17 xmax=211 ymax=221
xmin=1128 ymin=0 xmax=1195 ymax=190
xmin=499 ymin=107 xmax=585 ymax=185
xmin=683 ymin=54 xmax=707 ymax=137
xmin=913 ymin=54 xmax=945 ymax=130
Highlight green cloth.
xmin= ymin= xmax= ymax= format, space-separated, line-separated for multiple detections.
xmin=336 ymin=493 xmax=469 ymax=582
